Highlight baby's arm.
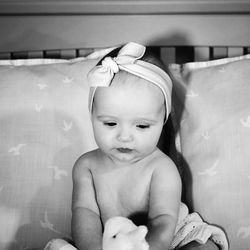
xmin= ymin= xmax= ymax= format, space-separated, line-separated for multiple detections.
xmin=146 ymin=156 xmax=182 ymax=250
xmin=71 ymin=154 xmax=102 ymax=250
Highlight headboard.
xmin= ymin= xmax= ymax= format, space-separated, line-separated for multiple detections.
xmin=0 ymin=0 xmax=250 ymax=63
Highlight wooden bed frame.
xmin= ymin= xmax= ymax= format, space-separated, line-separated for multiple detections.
xmin=0 ymin=1 xmax=250 ymax=64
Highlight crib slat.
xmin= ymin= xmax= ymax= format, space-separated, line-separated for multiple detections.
xmin=194 ymin=47 xmax=210 ymax=62
xmin=176 ymin=47 xmax=194 ymax=63
xmin=60 ymin=49 xmax=77 ymax=59
xmin=44 ymin=50 xmax=61 ymax=58
xmin=0 ymin=52 xmax=11 ymax=60
xmin=160 ymin=47 xmax=176 ymax=65
xmin=246 ymin=47 xmax=250 ymax=54
xmin=212 ymin=47 xmax=227 ymax=59
xmin=78 ymin=48 xmax=94 ymax=57
xmin=27 ymin=51 xmax=44 ymax=58
xmin=228 ymin=47 xmax=244 ymax=58
xmin=12 ymin=51 xmax=28 ymax=59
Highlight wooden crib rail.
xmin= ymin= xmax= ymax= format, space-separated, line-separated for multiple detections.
xmin=1 ymin=46 xmax=249 ymax=64
xmin=0 ymin=49 xmax=93 ymax=60
xmin=160 ymin=46 xmax=250 ymax=64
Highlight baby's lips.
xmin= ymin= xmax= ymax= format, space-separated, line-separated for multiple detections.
xmin=117 ymin=148 xmax=133 ymax=153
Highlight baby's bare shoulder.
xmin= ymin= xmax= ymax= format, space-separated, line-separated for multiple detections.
xmin=73 ymin=149 xmax=100 ymax=175
xmin=151 ymin=149 xmax=177 ymax=168
xmin=150 ymin=149 xmax=180 ymax=179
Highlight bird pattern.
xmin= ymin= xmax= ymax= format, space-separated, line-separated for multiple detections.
xmin=240 ymin=116 xmax=250 ymax=128
xmin=40 ymin=211 xmax=61 ymax=234
xmin=37 ymin=83 xmax=48 ymax=90
xmin=201 ymin=130 xmax=210 ymax=140
xmin=62 ymin=120 xmax=73 ymax=132
xmin=8 ymin=143 xmax=26 ymax=156
xmin=35 ymin=103 xmax=43 ymax=112
xmin=237 ymin=225 xmax=250 ymax=239
xmin=62 ymin=76 xmax=74 ymax=84
xmin=48 ymin=165 xmax=68 ymax=180
xmin=197 ymin=160 xmax=219 ymax=177
xmin=185 ymin=90 xmax=199 ymax=98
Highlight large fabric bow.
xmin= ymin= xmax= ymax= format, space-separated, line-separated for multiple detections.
xmin=88 ymin=42 xmax=145 ymax=87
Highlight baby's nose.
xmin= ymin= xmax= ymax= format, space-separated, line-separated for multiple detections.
xmin=117 ymin=127 xmax=133 ymax=142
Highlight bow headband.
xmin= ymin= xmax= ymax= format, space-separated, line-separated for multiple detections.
xmin=87 ymin=42 xmax=172 ymax=121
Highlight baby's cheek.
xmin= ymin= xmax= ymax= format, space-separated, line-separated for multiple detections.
xmin=94 ymin=128 xmax=112 ymax=147
xmin=140 ymin=134 xmax=159 ymax=151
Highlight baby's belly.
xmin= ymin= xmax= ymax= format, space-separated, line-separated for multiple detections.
xmin=97 ymin=187 xmax=149 ymax=223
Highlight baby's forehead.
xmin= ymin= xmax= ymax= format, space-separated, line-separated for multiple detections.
xmin=111 ymin=71 xmax=162 ymax=93
xmin=91 ymin=70 xmax=166 ymax=117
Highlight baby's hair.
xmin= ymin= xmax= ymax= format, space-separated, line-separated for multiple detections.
xmin=97 ymin=45 xmax=167 ymax=72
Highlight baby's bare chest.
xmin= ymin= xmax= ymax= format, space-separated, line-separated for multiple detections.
xmin=92 ymin=166 xmax=153 ymax=221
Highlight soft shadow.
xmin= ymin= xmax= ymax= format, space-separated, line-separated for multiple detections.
xmin=155 ymin=32 xmax=204 ymax=212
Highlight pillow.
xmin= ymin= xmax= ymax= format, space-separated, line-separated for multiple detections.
xmin=0 ymin=49 xmax=112 ymax=250
xmin=169 ymin=54 xmax=250 ymax=250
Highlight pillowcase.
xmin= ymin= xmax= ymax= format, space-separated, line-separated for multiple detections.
xmin=169 ymin=54 xmax=250 ymax=250
xmin=0 ymin=49 xmax=112 ymax=250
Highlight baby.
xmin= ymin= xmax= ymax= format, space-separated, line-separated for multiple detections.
xmin=45 ymin=42 xmax=228 ymax=250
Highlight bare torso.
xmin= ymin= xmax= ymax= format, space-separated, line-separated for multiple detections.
xmin=89 ymin=149 xmax=161 ymax=223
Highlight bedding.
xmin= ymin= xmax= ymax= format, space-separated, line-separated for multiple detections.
xmin=0 ymin=49 xmax=115 ymax=249
xmin=169 ymin=54 xmax=250 ymax=250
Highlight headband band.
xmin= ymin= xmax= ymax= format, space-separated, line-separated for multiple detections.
xmin=87 ymin=42 xmax=172 ymax=120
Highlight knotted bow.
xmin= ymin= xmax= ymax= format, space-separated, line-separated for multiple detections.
xmin=87 ymin=42 xmax=172 ymax=121
xmin=88 ymin=42 xmax=145 ymax=87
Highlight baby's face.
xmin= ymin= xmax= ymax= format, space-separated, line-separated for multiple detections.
xmin=91 ymin=73 xmax=165 ymax=164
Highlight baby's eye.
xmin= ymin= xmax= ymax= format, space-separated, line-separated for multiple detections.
xmin=103 ymin=122 xmax=117 ymax=127
xmin=137 ymin=124 xmax=150 ymax=129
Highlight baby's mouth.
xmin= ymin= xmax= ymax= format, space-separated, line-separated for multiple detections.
xmin=116 ymin=148 xmax=133 ymax=153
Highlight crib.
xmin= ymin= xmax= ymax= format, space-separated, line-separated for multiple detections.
xmin=0 ymin=1 xmax=250 ymax=249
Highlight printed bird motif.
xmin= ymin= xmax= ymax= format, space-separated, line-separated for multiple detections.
xmin=62 ymin=120 xmax=73 ymax=132
xmin=237 ymin=225 xmax=250 ymax=239
xmin=48 ymin=165 xmax=68 ymax=180
xmin=40 ymin=211 xmax=61 ymax=234
xmin=240 ymin=116 xmax=250 ymax=128
xmin=8 ymin=143 xmax=26 ymax=155
xmin=37 ymin=83 xmax=48 ymax=90
xmin=63 ymin=76 xmax=74 ymax=84
xmin=198 ymin=160 xmax=219 ymax=176
xmin=35 ymin=104 xmax=43 ymax=112
xmin=201 ymin=130 xmax=210 ymax=140
xmin=219 ymin=67 xmax=226 ymax=73
xmin=186 ymin=90 xmax=199 ymax=98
